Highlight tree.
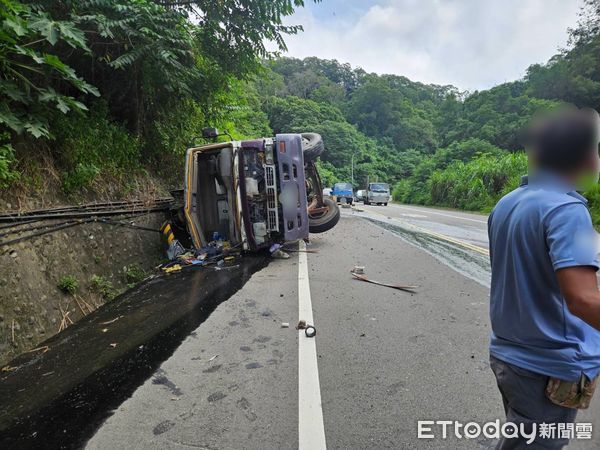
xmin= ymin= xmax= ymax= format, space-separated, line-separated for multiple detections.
xmin=0 ymin=0 xmax=99 ymax=138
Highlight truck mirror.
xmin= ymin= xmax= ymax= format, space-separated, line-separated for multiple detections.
xmin=202 ymin=127 xmax=219 ymax=138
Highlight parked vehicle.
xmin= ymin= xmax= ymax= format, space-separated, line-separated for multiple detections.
xmin=322 ymin=187 xmax=332 ymax=198
xmin=364 ymin=182 xmax=390 ymax=206
xmin=180 ymin=132 xmax=340 ymax=252
xmin=355 ymin=189 xmax=365 ymax=202
xmin=331 ymin=182 xmax=354 ymax=205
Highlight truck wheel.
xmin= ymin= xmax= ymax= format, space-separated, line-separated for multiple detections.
xmin=383 ymin=203 xmax=388 ymax=206
xmin=309 ymin=198 xmax=340 ymax=233
xmin=301 ymin=133 xmax=324 ymax=161
xmin=364 ymin=200 xmax=370 ymax=205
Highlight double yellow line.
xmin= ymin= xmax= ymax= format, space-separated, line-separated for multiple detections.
xmin=358 ymin=208 xmax=490 ymax=257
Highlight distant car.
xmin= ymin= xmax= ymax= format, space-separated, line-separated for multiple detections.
xmin=364 ymin=182 xmax=390 ymax=206
xmin=331 ymin=182 xmax=354 ymax=205
xmin=355 ymin=189 xmax=365 ymax=202
xmin=323 ymin=187 xmax=332 ymax=198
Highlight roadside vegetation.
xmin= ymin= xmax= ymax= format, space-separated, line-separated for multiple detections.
xmin=2 ymin=1 xmax=600 ymax=223
xmin=0 ymin=0 xmax=309 ymax=202
xmin=57 ymin=275 xmax=78 ymax=295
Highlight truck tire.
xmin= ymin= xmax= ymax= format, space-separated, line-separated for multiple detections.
xmin=309 ymin=198 xmax=340 ymax=233
xmin=301 ymin=133 xmax=324 ymax=161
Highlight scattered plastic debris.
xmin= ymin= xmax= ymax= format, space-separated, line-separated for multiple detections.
xmin=166 ymin=240 xmax=186 ymax=261
xmin=269 ymin=243 xmax=290 ymax=259
xmin=281 ymin=322 xmax=290 ymax=328
xmin=109 ymin=343 xmax=117 ymax=348
xmin=272 ymin=249 xmax=290 ymax=259
xmin=352 ymin=266 xmax=365 ymax=274
xmin=163 ymin=264 xmax=182 ymax=274
xmin=158 ymin=237 xmax=242 ymax=274
xmin=208 ymin=354 xmax=218 ymax=362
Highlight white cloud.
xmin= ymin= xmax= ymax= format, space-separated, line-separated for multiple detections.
xmin=272 ymin=0 xmax=583 ymax=90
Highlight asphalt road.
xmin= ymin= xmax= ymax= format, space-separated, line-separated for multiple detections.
xmin=86 ymin=203 xmax=599 ymax=449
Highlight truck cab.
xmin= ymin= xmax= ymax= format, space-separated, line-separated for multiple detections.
xmin=184 ymin=135 xmax=308 ymax=252
xmin=331 ymin=182 xmax=354 ymax=205
xmin=364 ymin=182 xmax=390 ymax=206
xmin=180 ymin=132 xmax=340 ymax=254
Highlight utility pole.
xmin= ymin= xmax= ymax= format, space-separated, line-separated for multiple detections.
xmin=351 ymin=153 xmax=355 ymax=186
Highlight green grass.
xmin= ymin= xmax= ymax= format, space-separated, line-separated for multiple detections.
xmin=90 ymin=275 xmax=117 ymax=301
xmin=57 ymin=275 xmax=78 ymax=295
xmin=123 ymin=263 xmax=147 ymax=284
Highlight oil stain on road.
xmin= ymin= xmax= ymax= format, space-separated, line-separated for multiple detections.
xmin=364 ymin=216 xmax=491 ymax=287
xmin=0 ymin=256 xmax=268 ymax=449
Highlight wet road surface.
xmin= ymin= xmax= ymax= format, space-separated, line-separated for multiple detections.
xmin=86 ymin=209 xmax=500 ymax=449
xmin=1 ymin=203 xmax=599 ymax=449
xmin=359 ymin=202 xmax=489 ymax=250
xmin=0 ymin=257 xmax=267 ymax=448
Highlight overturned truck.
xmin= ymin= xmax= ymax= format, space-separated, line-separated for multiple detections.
xmin=180 ymin=133 xmax=339 ymax=253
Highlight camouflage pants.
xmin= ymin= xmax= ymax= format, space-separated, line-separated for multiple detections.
xmin=490 ymin=356 xmax=578 ymax=449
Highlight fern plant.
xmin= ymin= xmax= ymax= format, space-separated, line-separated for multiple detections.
xmin=0 ymin=0 xmax=99 ymax=138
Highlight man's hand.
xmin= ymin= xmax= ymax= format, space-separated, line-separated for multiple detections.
xmin=556 ymin=266 xmax=600 ymax=331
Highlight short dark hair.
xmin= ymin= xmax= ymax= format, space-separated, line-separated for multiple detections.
xmin=527 ymin=107 xmax=600 ymax=172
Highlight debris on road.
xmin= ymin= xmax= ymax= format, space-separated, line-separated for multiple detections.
xmin=23 ymin=345 xmax=50 ymax=354
xmin=351 ymin=265 xmax=365 ymax=274
xmin=270 ymin=243 xmax=290 ymax=259
xmin=208 ymin=354 xmax=218 ymax=362
xmin=351 ymin=271 xmax=418 ymax=293
xmin=283 ymin=247 xmax=319 ymax=254
xmin=100 ymin=316 xmax=122 ymax=325
xmin=296 ymin=320 xmax=317 ymax=337
xmin=163 ymin=264 xmax=182 ymax=274
xmin=109 ymin=343 xmax=117 ymax=348
xmin=281 ymin=322 xmax=290 ymax=328
xmin=271 ymin=249 xmax=290 ymax=259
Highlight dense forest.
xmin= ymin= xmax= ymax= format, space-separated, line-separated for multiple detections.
xmin=2 ymin=0 xmax=600 ymax=220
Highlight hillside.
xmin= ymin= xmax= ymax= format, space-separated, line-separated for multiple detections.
xmin=2 ymin=0 xmax=600 ymax=221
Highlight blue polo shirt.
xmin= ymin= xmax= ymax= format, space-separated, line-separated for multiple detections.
xmin=488 ymin=172 xmax=600 ymax=381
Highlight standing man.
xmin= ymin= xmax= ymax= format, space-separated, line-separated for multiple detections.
xmin=488 ymin=108 xmax=600 ymax=449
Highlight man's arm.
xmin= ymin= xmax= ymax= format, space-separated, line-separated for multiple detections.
xmin=556 ymin=266 xmax=600 ymax=331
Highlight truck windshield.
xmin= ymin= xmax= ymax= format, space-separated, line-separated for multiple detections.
xmin=334 ymin=183 xmax=352 ymax=191
xmin=370 ymin=183 xmax=389 ymax=192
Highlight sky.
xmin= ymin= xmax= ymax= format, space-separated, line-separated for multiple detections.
xmin=271 ymin=0 xmax=584 ymax=91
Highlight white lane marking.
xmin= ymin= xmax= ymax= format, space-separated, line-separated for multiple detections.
xmin=390 ymin=204 xmax=488 ymax=224
xmin=298 ymin=240 xmax=327 ymax=450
